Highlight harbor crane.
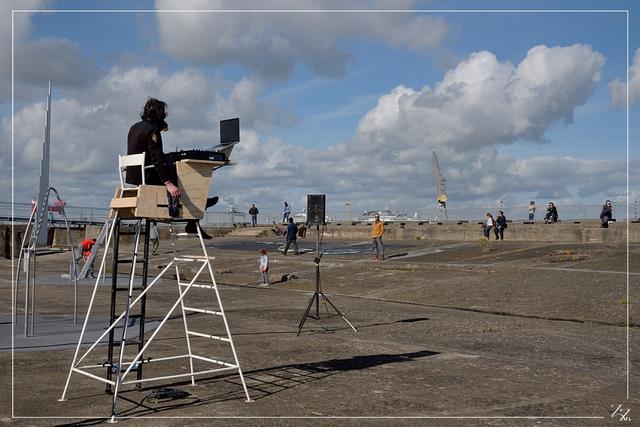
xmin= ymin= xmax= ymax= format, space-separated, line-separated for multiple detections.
xmin=432 ymin=151 xmax=448 ymax=221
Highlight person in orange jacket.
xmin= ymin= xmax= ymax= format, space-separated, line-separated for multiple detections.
xmin=371 ymin=214 xmax=384 ymax=261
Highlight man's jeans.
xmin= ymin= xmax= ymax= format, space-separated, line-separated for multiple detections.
xmin=251 ymin=214 xmax=257 ymax=226
xmin=372 ymin=237 xmax=384 ymax=259
xmin=283 ymin=239 xmax=298 ymax=255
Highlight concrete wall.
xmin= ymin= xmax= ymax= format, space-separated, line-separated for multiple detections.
xmin=313 ymin=220 xmax=638 ymax=244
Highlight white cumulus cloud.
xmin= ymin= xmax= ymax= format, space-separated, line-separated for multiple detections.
xmin=356 ymin=44 xmax=605 ymax=154
xmin=154 ymin=0 xmax=448 ymax=79
xmin=609 ymin=47 xmax=640 ymax=107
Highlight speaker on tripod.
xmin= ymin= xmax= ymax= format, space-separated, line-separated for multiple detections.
xmin=298 ymin=194 xmax=357 ymax=335
xmin=307 ymin=194 xmax=325 ymax=225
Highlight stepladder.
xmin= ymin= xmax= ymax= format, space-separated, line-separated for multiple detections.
xmin=59 ymin=212 xmax=252 ymax=422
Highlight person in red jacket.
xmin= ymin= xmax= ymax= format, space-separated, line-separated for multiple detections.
xmin=78 ymin=238 xmax=97 ymax=278
xmin=75 ymin=239 xmax=96 ymax=279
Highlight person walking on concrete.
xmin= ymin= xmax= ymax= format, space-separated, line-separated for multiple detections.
xmin=494 ymin=211 xmax=507 ymax=240
xmin=77 ymin=238 xmax=97 ymax=278
xmin=483 ymin=213 xmax=495 ymax=239
xmin=371 ymin=214 xmax=385 ymax=261
xmin=249 ymin=204 xmax=259 ymax=227
xmin=600 ymin=200 xmax=613 ymax=228
xmin=544 ymin=202 xmax=558 ymax=223
xmin=282 ymin=217 xmax=299 ymax=255
xmin=282 ymin=201 xmax=291 ymax=223
xmin=149 ymin=222 xmax=159 ymax=255
xmin=258 ymin=248 xmax=269 ymax=286
xmin=528 ymin=201 xmax=536 ymax=221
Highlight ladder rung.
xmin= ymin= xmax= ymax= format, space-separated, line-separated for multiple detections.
xmin=114 ymin=286 xmax=145 ymax=291
xmin=178 ymin=282 xmax=214 ymax=289
xmin=175 ymin=255 xmax=215 ymax=262
xmin=173 ymin=233 xmax=200 ymax=238
xmin=183 ymin=307 xmax=222 ymax=316
xmin=116 ymin=258 xmax=146 ymax=264
xmin=186 ymin=330 xmax=230 ymax=342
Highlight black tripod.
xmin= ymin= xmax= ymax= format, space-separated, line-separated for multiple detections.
xmin=297 ymin=224 xmax=358 ymax=335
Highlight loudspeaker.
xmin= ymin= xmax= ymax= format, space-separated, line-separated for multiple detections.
xmin=307 ymin=194 xmax=326 ymax=225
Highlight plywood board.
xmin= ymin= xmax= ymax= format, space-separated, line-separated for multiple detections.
xmin=108 ymin=157 xmax=216 ymax=220
xmin=176 ymin=160 xmax=214 ymax=220
xmin=134 ymin=185 xmax=172 ymax=219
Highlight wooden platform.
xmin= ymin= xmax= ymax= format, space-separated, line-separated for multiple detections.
xmin=110 ymin=159 xmax=224 ymax=220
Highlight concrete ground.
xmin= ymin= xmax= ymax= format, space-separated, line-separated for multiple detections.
xmin=1 ymin=234 xmax=638 ymax=426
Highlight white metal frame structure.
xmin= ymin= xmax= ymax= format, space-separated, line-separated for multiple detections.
xmin=14 ymin=186 xmax=79 ymax=336
xmin=59 ymin=213 xmax=252 ymax=422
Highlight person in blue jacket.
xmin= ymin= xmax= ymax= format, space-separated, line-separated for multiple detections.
xmin=282 ymin=217 xmax=299 ymax=255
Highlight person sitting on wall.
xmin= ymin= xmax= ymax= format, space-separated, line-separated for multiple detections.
xmin=600 ymin=200 xmax=613 ymax=228
xmin=483 ymin=213 xmax=495 ymax=239
xmin=494 ymin=211 xmax=507 ymax=240
xmin=544 ymin=202 xmax=558 ymax=224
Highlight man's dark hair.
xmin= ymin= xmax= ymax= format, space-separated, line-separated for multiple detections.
xmin=141 ymin=98 xmax=167 ymax=122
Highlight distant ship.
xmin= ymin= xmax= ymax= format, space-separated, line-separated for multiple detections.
xmin=360 ymin=209 xmax=427 ymax=223
xmin=292 ymin=210 xmax=332 ymax=224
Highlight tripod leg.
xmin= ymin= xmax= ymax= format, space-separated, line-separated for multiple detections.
xmin=320 ymin=293 xmax=358 ymax=332
xmin=297 ymin=292 xmax=319 ymax=335
xmin=320 ymin=293 xmax=331 ymax=316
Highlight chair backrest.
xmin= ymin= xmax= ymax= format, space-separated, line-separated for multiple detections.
xmin=118 ymin=153 xmax=146 ymax=188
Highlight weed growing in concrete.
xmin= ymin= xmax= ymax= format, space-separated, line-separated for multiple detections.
xmin=546 ymin=249 xmax=590 ymax=263
xmin=479 ymin=238 xmax=493 ymax=253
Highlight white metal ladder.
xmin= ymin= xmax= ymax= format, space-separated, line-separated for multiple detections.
xmin=59 ymin=215 xmax=252 ymax=422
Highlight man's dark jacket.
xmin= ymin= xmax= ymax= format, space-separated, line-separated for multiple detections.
xmin=126 ymin=120 xmax=171 ymax=185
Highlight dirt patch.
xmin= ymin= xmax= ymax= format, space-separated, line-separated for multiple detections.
xmin=546 ymin=249 xmax=591 ymax=263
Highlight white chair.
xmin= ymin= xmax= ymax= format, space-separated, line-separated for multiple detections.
xmin=118 ymin=153 xmax=157 ymax=189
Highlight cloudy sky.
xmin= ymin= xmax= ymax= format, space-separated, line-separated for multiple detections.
xmin=2 ymin=0 xmax=639 ymax=217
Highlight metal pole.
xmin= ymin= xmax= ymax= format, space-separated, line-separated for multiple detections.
xmin=29 ymin=246 xmax=36 ymax=336
xmin=23 ymin=250 xmax=30 ymax=336
xmin=137 ymin=219 xmax=151 ymax=386
xmin=106 ymin=218 xmax=121 ymax=392
xmin=14 ymin=207 xmax=36 ymax=324
xmin=315 ymin=224 xmax=320 ymax=318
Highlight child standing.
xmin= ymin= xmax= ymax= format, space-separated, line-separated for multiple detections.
xmin=258 ymin=249 xmax=269 ymax=287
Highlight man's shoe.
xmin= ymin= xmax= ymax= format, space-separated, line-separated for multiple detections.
xmin=205 ymin=196 xmax=219 ymax=209
xmin=185 ymin=221 xmax=212 ymax=240
xmin=185 ymin=221 xmax=197 ymax=234
xmin=281 ymin=251 xmax=287 ymax=256
xmin=199 ymin=225 xmax=213 ymax=240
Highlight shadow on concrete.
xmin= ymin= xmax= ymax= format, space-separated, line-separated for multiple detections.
xmin=385 ymin=252 xmax=408 ymax=259
xmin=91 ymin=349 xmax=439 ymax=419
xmin=229 ymin=316 xmax=430 ymax=337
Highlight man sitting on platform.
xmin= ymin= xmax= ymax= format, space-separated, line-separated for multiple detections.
xmin=127 ymin=98 xmax=216 ymax=238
